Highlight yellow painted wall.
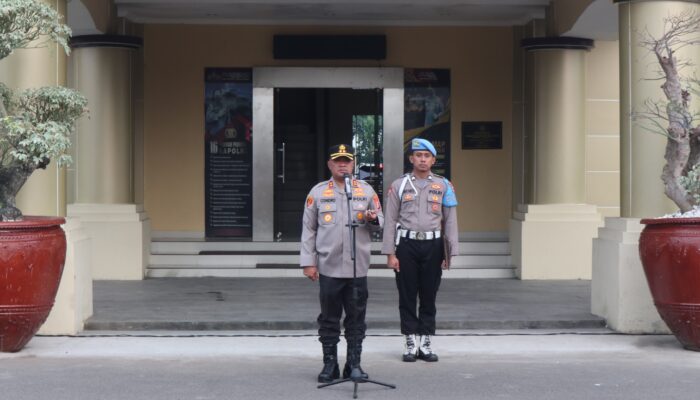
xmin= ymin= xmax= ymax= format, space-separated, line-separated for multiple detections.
xmin=585 ymin=40 xmax=620 ymax=217
xmin=144 ymin=25 xmax=513 ymax=233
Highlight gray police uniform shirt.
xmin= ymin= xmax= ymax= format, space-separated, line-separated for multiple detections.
xmin=381 ymin=173 xmax=459 ymax=257
xmin=301 ymin=178 xmax=384 ymax=278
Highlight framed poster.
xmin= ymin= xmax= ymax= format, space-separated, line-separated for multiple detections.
xmin=404 ymin=68 xmax=451 ymax=179
xmin=204 ymin=68 xmax=253 ymax=238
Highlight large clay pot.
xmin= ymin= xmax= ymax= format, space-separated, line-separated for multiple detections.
xmin=639 ymin=217 xmax=700 ymax=351
xmin=0 ymin=217 xmax=66 ymax=352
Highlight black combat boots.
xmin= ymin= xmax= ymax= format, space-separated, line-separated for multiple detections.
xmin=318 ymin=343 xmax=340 ymax=383
xmin=343 ymin=340 xmax=369 ymax=380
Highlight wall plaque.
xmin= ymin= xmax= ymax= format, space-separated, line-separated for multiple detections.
xmin=461 ymin=121 xmax=502 ymax=150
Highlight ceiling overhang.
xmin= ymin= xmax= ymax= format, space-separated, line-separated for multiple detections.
xmin=111 ymin=0 xmax=549 ymax=26
xmin=69 ymin=0 xmax=619 ymax=40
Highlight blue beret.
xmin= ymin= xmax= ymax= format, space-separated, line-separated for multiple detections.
xmin=410 ymin=138 xmax=437 ymax=156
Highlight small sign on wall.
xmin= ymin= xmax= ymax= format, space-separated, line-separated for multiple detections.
xmin=461 ymin=121 xmax=502 ymax=150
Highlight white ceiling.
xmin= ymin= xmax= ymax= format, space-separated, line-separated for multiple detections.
xmin=112 ymin=0 xmax=550 ymax=26
xmin=68 ymin=0 xmax=618 ymax=40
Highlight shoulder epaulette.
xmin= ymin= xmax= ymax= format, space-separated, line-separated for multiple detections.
xmin=312 ymin=181 xmax=328 ymax=190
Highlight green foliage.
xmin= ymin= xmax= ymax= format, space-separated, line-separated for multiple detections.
xmin=0 ymin=84 xmax=87 ymax=168
xmin=0 ymin=1 xmax=87 ymax=220
xmin=352 ymin=114 xmax=383 ymax=167
xmin=0 ymin=0 xmax=85 ymax=171
xmin=0 ymin=0 xmax=71 ymax=60
xmin=679 ymin=164 xmax=700 ymax=205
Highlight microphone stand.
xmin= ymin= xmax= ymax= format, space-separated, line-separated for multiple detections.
xmin=317 ymin=175 xmax=396 ymax=398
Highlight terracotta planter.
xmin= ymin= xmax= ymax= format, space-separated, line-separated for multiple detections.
xmin=0 ymin=216 xmax=66 ymax=352
xmin=639 ymin=217 xmax=700 ymax=351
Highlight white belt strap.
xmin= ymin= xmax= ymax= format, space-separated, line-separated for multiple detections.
xmin=398 ymin=229 xmax=441 ymax=240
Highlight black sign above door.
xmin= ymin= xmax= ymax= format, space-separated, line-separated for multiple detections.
xmin=204 ymin=68 xmax=253 ymax=238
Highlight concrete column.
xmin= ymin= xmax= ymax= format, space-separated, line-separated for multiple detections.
xmin=512 ymin=20 xmax=546 ymax=213
xmin=592 ymin=0 xmax=700 ymax=333
xmin=39 ymin=218 xmax=93 ymax=334
xmin=618 ymin=0 xmax=700 ymax=217
xmin=0 ymin=0 xmax=67 ymax=217
xmin=523 ymin=38 xmax=592 ymax=204
xmin=511 ymin=37 xmax=602 ymax=279
xmin=591 ymin=218 xmax=669 ymax=333
xmin=67 ymin=35 xmax=149 ymax=280
xmin=71 ymin=35 xmax=142 ymax=203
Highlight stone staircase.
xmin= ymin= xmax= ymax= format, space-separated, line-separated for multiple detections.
xmin=148 ymin=236 xmax=515 ymax=278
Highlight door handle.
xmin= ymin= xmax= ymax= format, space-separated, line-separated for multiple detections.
xmin=277 ymin=142 xmax=286 ymax=184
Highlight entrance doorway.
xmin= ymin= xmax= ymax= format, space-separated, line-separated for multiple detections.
xmin=252 ymin=67 xmax=403 ymax=242
xmin=273 ymin=88 xmax=383 ymax=241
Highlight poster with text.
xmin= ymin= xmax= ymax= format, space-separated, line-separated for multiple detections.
xmin=204 ymin=68 xmax=253 ymax=238
xmin=404 ymin=68 xmax=451 ymax=179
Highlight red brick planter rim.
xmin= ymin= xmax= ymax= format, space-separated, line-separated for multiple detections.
xmin=0 ymin=216 xmax=65 ymax=229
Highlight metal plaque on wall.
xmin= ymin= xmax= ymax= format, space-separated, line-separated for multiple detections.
xmin=461 ymin=121 xmax=502 ymax=150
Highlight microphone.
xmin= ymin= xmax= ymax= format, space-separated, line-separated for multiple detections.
xmin=343 ymin=173 xmax=353 ymax=199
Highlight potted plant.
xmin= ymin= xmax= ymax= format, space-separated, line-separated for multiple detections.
xmin=636 ymin=11 xmax=700 ymax=351
xmin=0 ymin=0 xmax=87 ymax=352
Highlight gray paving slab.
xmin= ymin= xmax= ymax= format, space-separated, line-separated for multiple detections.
xmin=85 ymin=278 xmax=604 ymax=330
xmin=2 ymin=333 xmax=698 ymax=400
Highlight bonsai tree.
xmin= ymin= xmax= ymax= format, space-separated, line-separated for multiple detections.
xmin=636 ymin=11 xmax=700 ymax=214
xmin=0 ymin=0 xmax=87 ymax=221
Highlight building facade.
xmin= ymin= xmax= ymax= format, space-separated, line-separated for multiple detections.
xmin=0 ymin=0 xmax=693 ymax=334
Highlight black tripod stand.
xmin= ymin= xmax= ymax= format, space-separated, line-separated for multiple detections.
xmin=317 ymin=175 xmax=396 ymax=398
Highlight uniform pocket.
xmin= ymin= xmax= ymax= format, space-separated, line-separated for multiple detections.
xmin=352 ymin=202 xmax=367 ymax=224
xmin=319 ymin=202 xmax=337 ymax=225
xmin=401 ymin=192 xmax=418 ymax=215
xmin=427 ymin=197 xmax=442 ymax=215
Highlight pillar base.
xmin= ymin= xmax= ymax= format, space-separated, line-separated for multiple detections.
xmin=68 ymin=204 xmax=150 ymax=280
xmin=591 ymin=217 xmax=670 ymax=333
xmin=38 ymin=218 xmax=93 ymax=335
xmin=510 ymin=204 xmax=602 ymax=279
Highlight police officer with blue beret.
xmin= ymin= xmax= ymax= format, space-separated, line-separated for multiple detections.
xmin=301 ymin=144 xmax=384 ymax=383
xmin=381 ymin=138 xmax=459 ymax=362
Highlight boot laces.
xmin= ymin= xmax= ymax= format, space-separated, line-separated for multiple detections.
xmin=421 ymin=335 xmax=433 ymax=354
xmin=404 ymin=334 xmax=417 ymax=354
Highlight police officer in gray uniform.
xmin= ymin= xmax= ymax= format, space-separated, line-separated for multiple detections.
xmin=382 ymin=138 xmax=459 ymax=363
xmin=301 ymin=144 xmax=384 ymax=383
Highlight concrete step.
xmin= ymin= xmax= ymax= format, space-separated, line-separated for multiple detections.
xmin=147 ymin=239 xmax=515 ymax=278
xmin=151 ymin=240 xmax=511 ymax=255
xmin=83 ymin=277 xmax=604 ymax=331
xmin=146 ymin=266 xmax=516 ymax=279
